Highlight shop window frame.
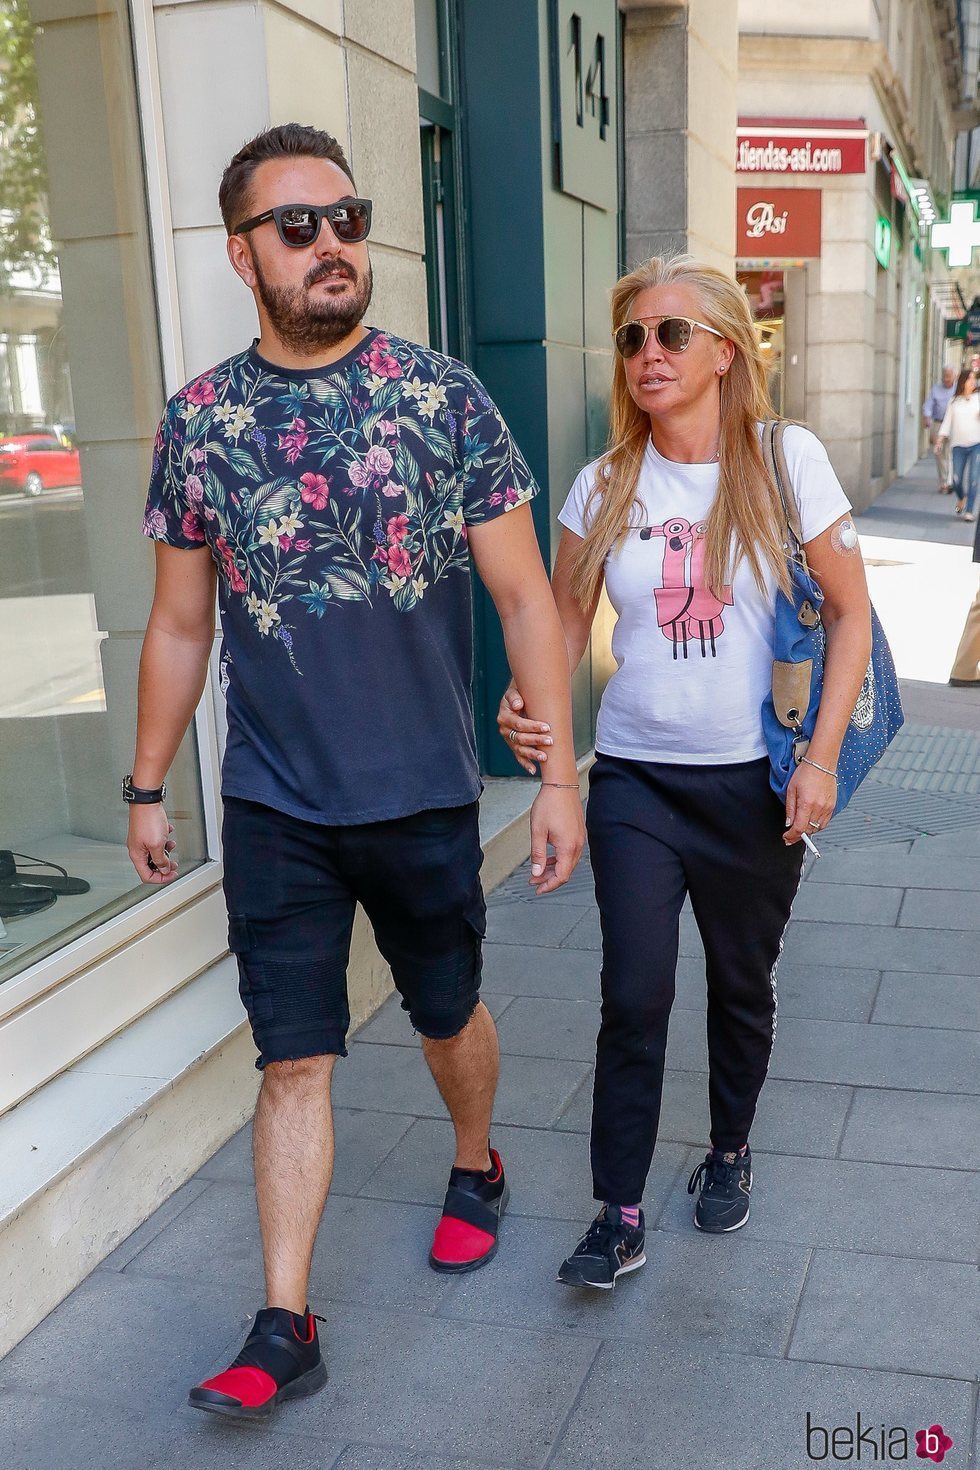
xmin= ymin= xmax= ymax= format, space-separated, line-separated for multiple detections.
xmin=0 ymin=0 xmax=226 ymax=1110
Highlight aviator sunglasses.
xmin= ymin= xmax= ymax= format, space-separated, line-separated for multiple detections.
xmin=233 ymin=198 xmax=373 ymax=248
xmin=614 ymin=315 xmax=724 ymax=359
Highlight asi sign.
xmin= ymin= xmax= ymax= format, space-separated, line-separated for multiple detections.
xmin=736 ymin=118 xmax=867 ymax=175
xmin=737 ymin=188 xmax=822 ymax=258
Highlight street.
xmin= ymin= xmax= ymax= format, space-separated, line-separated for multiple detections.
xmin=2 ymin=459 xmax=977 ymax=1470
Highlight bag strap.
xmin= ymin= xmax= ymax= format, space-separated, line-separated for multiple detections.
xmin=762 ymin=418 xmax=810 ymax=574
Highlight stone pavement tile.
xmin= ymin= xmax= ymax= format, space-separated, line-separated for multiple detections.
xmin=493 ymin=996 xmax=600 ymax=1061
xmin=480 ymin=943 xmax=600 ymax=1001
xmin=121 ymin=1180 xmax=458 ymax=1315
xmin=899 ymin=886 xmax=980 ymax=929
xmin=839 ymin=1089 xmax=977 ymax=1170
xmin=0 ymin=1390 xmax=347 ymax=1470
xmin=197 ymin=1108 xmax=416 ymax=1195
xmin=767 ymin=1016 xmax=980 ymax=1093
xmin=333 ymin=1043 xmax=591 ymax=1127
xmin=871 ymin=971 xmax=980 ymax=1030
xmin=658 ymin=1150 xmax=979 ymax=1262
xmin=113 ymin=1178 xmax=262 ymax=1291
xmin=485 ymin=903 xmax=588 ymax=948
xmin=553 ymin=1070 xmax=852 ymax=1159
xmin=791 ymin=883 xmax=904 ymax=926
xmin=332 ymin=1452 xmax=514 ymax=1470
xmin=788 ymin=1251 xmax=979 ymax=1381
xmin=0 ymin=1270 xmax=254 ymax=1413
xmin=258 ymin=1303 xmax=600 ymax=1468
xmin=100 ymin=1178 xmax=212 ymax=1271
xmin=355 ymin=990 xmax=514 ymax=1046
xmin=809 ymin=848 xmax=980 ymax=889
xmin=507 ymin=954 xmax=880 ymax=1025
xmin=560 ymin=909 xmax=703 ymax=956
xmin=781 ymin=919 xmax=977 ymax=974
xmin=438 ymin=1214 xmax=809 ymax=1359
xmin=491 ymin=870 xmax=598 ymax=908
xmin=773 ymin=964 xmax=880 ymax=1024
xmin=912 ymin=827 xmax=980 ymax=856
xmin=356 ymin=1116 xmax=688 ymax=1223
xmin=547 ymin=1345 xmax=973 ymax=1470
xmin=662 ymin=1006 xmax=710 ymax=1073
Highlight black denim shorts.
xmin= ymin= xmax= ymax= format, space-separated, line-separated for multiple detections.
xmin=222 ymin=796 xmax=487 ymax=1068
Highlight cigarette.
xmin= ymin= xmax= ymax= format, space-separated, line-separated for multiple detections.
xmin=801 ymin=831 xmax=821 ymax=859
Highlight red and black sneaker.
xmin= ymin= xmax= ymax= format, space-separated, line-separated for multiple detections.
xmin=188 ymin=1306 xmax=327 ymax=1420
xmin=429 ymin=1147 xmax=509 ymax=1274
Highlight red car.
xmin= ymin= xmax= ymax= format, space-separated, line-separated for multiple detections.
xmin=0 ymin=433 xmax=82 ymax=496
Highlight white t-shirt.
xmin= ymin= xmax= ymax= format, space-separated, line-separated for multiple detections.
xmin=937 ymin=395 xmax=980 ymax=449
xmin=557 ymin=424 xmax=851 ymax=764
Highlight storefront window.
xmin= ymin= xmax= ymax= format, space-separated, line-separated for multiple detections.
xmin=0 ymin=0 xmax=209 ymax=985
xmin=739 ymin=269 xmax=786 ymax=414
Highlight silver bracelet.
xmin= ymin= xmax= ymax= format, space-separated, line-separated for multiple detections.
xmin=799 ymin=755 xmax=838 ymax=779
xmin=540 ymin=782 xmax=580 ymax=789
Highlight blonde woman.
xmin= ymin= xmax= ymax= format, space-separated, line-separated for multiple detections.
xmin=499 ymin=256 xmax=872 ymax=1287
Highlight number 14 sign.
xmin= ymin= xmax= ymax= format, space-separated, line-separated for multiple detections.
xmin=551 ymin=0 xmax=618 ymax=212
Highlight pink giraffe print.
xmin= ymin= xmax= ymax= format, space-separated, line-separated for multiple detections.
xmin=639 ymin=517 xmax=734 ymax=659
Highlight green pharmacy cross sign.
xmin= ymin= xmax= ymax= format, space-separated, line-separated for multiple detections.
xmin=874 ymin=216 xmax=891 ymax=268
xmin=931 ymin=199 xmax=980 ymax=267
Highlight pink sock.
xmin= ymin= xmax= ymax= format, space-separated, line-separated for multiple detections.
xmin=618 ymin=1205 xmax=641 ymax=1227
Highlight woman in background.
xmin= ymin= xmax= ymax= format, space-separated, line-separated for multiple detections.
xmin=937 ymin=368 xmax=980 ymax=521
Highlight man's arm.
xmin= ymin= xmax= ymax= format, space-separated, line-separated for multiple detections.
xmin=127 ymin=542 xmax=217 ymax=883
xmin=467 ymin=505 xmax=584 ymax=894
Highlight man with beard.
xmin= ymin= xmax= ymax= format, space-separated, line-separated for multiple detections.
xmin=128 ymin=124 xmax=584 ymax=1419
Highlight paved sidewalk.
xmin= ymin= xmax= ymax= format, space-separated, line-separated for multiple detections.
xmin=2 ymin=464 xmax=978 ymax=1469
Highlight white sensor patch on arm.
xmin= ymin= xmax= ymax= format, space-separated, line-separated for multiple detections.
xmin=831 ymin=519 xmax=859 ymax=556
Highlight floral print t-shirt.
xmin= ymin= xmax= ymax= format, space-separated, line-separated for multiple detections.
xmin=143 ymin=329 xmax=538 ymax=824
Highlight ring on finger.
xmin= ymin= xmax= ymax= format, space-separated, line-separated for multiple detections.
xmin=808 ymin=820 xmax=821 ymax=830
xmin=509 ymin=729 xmax=520 ymax=743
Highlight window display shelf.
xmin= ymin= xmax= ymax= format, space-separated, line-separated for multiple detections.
xmin=0 ymin=834 xmax=205 ymax=987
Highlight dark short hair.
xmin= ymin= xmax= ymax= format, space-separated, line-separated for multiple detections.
xmin=219 ymin=123 xmax=357 ymax=234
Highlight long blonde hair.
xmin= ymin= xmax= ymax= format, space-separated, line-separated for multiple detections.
xmin=569 ymin=255 xmax=791 ymax=607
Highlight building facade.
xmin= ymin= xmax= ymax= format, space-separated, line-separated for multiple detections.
xmin=736 ymin=0 xmax=967 ymax=506
xmin=619 ymin=0 xmax=969 ymax=509
xmin=0 ymin=0 xmax=623 ymax=1351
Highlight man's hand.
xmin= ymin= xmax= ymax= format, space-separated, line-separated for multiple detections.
xmin=528 ymin=786 xmax=585 ymax=895
xmin=127 ymin=804 xmax=179 ymax=883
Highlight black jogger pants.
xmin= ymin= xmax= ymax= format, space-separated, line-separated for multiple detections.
xmin=586 ymin=753 xmax=804 ymax=1205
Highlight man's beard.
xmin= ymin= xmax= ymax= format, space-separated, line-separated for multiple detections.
xmin=253 ymin=253 xmax=373 ymax=354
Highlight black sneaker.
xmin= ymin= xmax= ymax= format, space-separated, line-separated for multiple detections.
xmin=557 ymin=1205 xmax=646 ymax=1290
xmin=188 ymin=1307 xmax=327 ymax=1420
xmin=687 ymin=1147 xmax=752 ymax=1233
xmin=429 ymin=1147 xmax=510 ymax=1273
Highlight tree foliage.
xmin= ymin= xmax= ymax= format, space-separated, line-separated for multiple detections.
xmin=0 ymin=0 xmax=55 ymax=287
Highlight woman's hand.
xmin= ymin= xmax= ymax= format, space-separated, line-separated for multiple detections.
xmin=529 ymin=785 xmax=585 ymax=895
xmin=784 ymin=763 xmax=837 ymax=846
xmin=497 ymin=684 xmax=554 ymax=775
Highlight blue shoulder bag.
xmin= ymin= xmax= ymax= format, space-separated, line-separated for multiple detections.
xmin=760 ymin=420 xmax=904 ymax=816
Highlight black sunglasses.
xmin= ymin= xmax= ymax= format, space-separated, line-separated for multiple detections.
xmin=233 ymin=198 xmax=373 ymax=248
xmin=614 ymin=315 xmax=724 ymax=359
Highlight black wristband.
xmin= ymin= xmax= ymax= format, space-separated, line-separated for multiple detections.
xmin=122 ymin=775 xmax=167 ymax=805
